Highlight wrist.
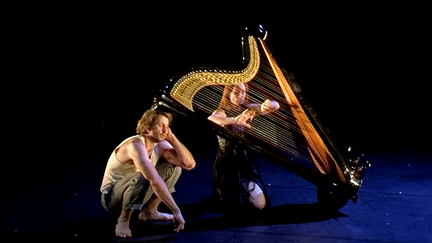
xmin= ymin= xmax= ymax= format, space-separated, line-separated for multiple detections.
xmin=172 ymin=207 xmax=181 ymax=215
xmin=167 ymin=136 xmax=181 ymax=148
xmin=232 ymin=116 xmax=239 ymax=125
xmin=166 ymin=133 xmax=177 ymax=143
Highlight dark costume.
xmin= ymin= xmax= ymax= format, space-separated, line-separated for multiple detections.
xmin=212 ymin=105 xmax=270 ymax=210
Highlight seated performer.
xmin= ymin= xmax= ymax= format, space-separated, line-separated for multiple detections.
xmin=101 ymin=110 xmax=196 ymax=238
xmin=208 ymin=83 xmax=279 ymax=210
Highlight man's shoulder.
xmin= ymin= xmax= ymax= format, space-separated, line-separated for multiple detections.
xmin=128 ymin=136 xmax=146 ymax=148
xmin=129 ymin=135 xmax=143 ymax=143
xmin=117 ymin=135 xmax=144 ymax=150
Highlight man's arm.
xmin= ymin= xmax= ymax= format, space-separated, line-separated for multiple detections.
xmin=124 ymin=139 xmax=185 ymax=232
xmin=163 ymin=129 xmax=196 ymax=171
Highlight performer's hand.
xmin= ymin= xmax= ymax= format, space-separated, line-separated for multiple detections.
xmin=173 ymin=212 xmax=185 ymax=233
xmin=235 ymin=109 xmax=255 ymax=128
xmin=165 ymin=127 xmax=176 ymax=143
xmin=261 ymin=99 xmax=280 ymax=113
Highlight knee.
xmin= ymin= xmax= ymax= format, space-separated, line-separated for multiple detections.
xmin=168 ymin=166 xmax=182 ymax=185
xmin=159 ymin=163 xmax=182 ymax=186
xmin=173 ymin=166 xmax=182 ymax=177
xmin=165 ymin=164 xmax=182 ymax=180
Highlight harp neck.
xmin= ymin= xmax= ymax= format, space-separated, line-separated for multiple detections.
xmin=170 ymin=36 xmax=261 ymax=111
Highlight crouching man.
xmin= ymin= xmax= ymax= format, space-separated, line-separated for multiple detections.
xmin=101 ymin=110 xmax=196 ymax=238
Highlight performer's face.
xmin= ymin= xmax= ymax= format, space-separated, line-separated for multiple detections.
xmin=230 ymin=83 xmax=246 ymax=106
xmin=147 ymin=115 xmax=170 ymax=142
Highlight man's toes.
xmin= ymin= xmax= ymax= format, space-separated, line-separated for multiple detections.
xmin=159 ymin=212 xmax=173 ymax=221
xmin=116 ymin=229 xmax=132 ymax=238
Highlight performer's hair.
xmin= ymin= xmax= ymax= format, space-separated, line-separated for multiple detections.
xmin=219 ymin=84 xmax=249 ymax=111
xmin=136 ymin=109 xmax=173 ymax=136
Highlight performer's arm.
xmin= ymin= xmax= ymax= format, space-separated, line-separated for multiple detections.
xmin=247 ymin=99 xmax=280 ymax=115
xmin=208 ymin=109 xmax=236 ymax=126
xmin=208 ymin=109 xmax=255 ymax=128
xmin=162 ymin=129 xmax=196 ymax=170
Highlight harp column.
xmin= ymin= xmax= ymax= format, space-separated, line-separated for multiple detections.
xmin=259 ymin=38 xmax=346 ymax=183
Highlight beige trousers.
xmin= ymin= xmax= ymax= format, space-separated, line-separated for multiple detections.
xmin=102 ymin=161 xmax=181 ymax=213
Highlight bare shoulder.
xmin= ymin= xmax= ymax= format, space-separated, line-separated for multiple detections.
xmin=118 ymin=136 xmax=143 ymax=150
xmin=130 ymin=136 xmax=144 ymax=145
xmin=127 ymin=136 xmax=147 ymax=153
xmin=116 ymin=136 xmax=146 ymax=162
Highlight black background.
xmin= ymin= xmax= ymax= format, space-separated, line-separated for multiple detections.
xmin=9 ymin=4 xmax=430 ymax=177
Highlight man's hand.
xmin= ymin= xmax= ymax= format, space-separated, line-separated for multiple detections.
xmin=165 ymin=127 xmax=176 ymax=144
xmin=162 ymin=126 xmax=196 ymax=170
xmin=173 ymin=212 xmax=185 ymax=233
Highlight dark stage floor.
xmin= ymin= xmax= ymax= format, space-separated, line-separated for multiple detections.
xmin=2 ymin=148 xmax=431 ymax=242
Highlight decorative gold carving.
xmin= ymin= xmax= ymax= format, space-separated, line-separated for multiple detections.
xmin=170 ymin=36 xmax=260 ymax=111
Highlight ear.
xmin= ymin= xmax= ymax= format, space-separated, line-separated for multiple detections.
xmin=144 ymin=128 xmax=151 ymax=135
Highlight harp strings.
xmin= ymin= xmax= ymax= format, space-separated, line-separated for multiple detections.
xmin=194 ymin=86 xmax=313 ymax=162
xmin=248 ymin=81 xmax=313 ymax=160
xmin=185 ymin=37 xmax=347 ymax=181
xmin=259 ymin=39 xmax=346 ymax=182
xmin=192 ymin=59 xmax=315 ymax=163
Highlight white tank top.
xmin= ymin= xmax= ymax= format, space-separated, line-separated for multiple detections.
xmin=100 ymin=135 xmax=172 ymax=192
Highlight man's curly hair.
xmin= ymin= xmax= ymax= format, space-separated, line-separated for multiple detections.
xmin=136 ymin=110 xmax=173 ymax=136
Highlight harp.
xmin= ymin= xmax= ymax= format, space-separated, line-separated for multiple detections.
xmin=152 ymin=25 xmax=370 ymax=209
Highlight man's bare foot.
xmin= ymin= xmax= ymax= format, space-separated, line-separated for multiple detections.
xmin=139 ymin=211 xmax=174 ymax=221
xmin=115 ymin=221 xmax=132 ymax=238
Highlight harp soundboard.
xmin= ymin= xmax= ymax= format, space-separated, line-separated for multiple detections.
xmin=152 ymin=25 xmax=369 ymax=209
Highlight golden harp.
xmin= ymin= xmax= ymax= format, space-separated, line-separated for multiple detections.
xmin=152 ymin=25 xmax=369 ymax=209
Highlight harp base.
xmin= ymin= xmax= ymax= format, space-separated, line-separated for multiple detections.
xmin=317 ymin=182 xmax=351 ymax=211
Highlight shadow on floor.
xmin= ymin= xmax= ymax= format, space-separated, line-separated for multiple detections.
xmin=22 ymin=202 xmax=347 ymax=242
xmin=149 ymin=202 xmax=347 ymax=235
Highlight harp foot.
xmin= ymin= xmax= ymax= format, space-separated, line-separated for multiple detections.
xmin=347 ymin=146 xmax=372 ymax=181
xmin=317 ymin=182 xmax=350 ymax=211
